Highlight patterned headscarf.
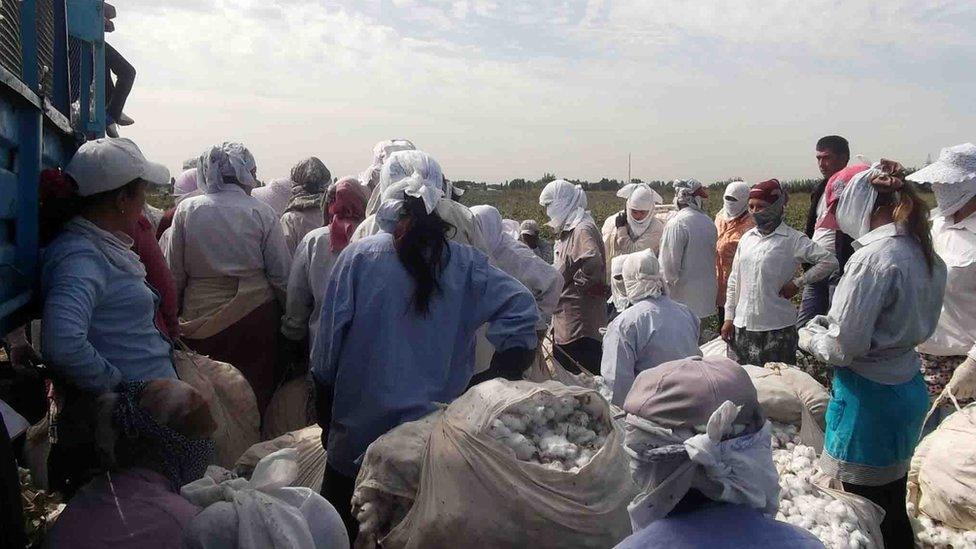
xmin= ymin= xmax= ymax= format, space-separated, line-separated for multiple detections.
xmin=197 ymin=142 xmax=258 ymax=194
xmin=672 ymin=179 xmax=708 ymax=213
xmin=326 ymin=177 xmax=367 ymax=253
xmin=285 ymin=157 xmax=332 ymax=213
xmin=749 ymin=179 xmax=788 ymax=235
xmin=111 ymin=381 xmax=216 ymax=491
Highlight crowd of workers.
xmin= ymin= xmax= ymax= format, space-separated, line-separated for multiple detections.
xmin=0 ymin=131 xmax=974 ymax=549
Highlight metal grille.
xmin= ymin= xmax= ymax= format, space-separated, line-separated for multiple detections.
xmin=36 ymin=0 xmax=55 ymax=96
xmin=0 ymin=0 xmax=21 ymax=78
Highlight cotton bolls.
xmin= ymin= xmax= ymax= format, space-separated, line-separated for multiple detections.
xmin=352 ymin=487 xmax=412 ymax=540
xmin=488 ymin=392 xmax=611 ymax=472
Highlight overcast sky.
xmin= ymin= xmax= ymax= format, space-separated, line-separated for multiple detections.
xmin=115 ymin=0 xmax=976 ymax=185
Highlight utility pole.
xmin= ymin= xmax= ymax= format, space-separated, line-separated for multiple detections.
xmin=627 ymin=153 xmax=631 ymax=184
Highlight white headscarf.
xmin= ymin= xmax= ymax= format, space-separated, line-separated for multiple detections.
xmin=539 ymin=179 xmax=590 ymax=232
xmin=622 ymin=249 xmax=666 ymax=302
xmin=470 ymin=205 xmax=506 ymax=254
xmin=721 ymin=181 xmax=750 ymax=219
xmin=623 ymin=403 xmax=780 ymax=531
xmin=835 ymin=162 xmax=900 ymax=240
xmin=197 ymin=142 xmax=258 ymax=194
xmin=618 ymin=183 xmax=664 ymax=236
xmin=502 ymin=219 xmax=521 ymax=241
xmin=361 ymin=139 xmax=416 ymax=190
xmin=672 ymin=179 xmax=707 ymax=213
xmin=609 ymin=254 xmax=631 ymax=313
xmin=374 ymin=150 xmax=445 ymax=232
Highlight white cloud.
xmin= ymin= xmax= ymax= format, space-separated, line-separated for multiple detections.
xmin=113 ymin=0 xmax=976 ymax=184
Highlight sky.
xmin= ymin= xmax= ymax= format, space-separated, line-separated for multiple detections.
xmin=115 ymin=0 xmax=976 ymax=185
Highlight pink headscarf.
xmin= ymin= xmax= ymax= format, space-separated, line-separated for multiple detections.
xmin=328 ymin=177 xmax=368 ymax=253
xmin=173 ymin=168 xmax=198 ymax=197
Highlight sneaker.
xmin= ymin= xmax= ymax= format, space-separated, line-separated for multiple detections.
xmin=117 ymin=112 xmax=134 ymax=126
xmin=106 ymin=123 xmax=119 ymax=138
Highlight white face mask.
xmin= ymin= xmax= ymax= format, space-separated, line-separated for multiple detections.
xmin=933 ymin=180 xmax=976 ymax=219
xmin=721 ymin=181 xmax=751 ymax=219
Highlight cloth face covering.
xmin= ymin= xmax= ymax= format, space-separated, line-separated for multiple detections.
xmin=610 ymin=254 xmax=630 ymax=313
xmin=540 ymin=179 xmax=588 ymax=232
xmin=112 ymin=382 xmax=215 ymax=491
xmin=749 ymin=179 xmax=788 ymax=235
xmin=470 ymin=205 xmax=506 ymax=253
xmin=622 ymin=250 xmax=666 ymax=302
xmin=618 ymin=184 xmax=663 ymax=236
xmin=722 ymin=181 xmax=751 ymax=219
xmin=835 ymin=161 xmax=904 ymax=240
xmin=327 ymin=177 xmax=367 ymax=253
xmin=933 ymin=180 xmax=976 ymax=219
xmin=285 ymin=157 xmax=332 ymax=213
xmin=622 ymin=401 xmax=780 ymax=531
xmin=198 ymin=142 xmax=258 ymax=194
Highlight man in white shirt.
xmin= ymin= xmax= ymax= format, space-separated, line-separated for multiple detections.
xmin=721 ymin=179 xmax=837 ymax=366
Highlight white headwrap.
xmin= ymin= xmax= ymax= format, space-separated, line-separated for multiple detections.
xmin=470 ymin=205 xmax=506 ymax=254
xmin=721 ymin=181 xmax=751 ymax=219
xmin=197 ymin=142 xmax=258 ymax=194
xmin=623 ymin=403 xmax=780 ymax=531
xmin=907 ymin=143 xmax=976 ymax=219
xmin=621 ymin=249 xmax=666 ymax=302
xmin=374 ymin=150 xmax=445 ymax=232
xmin=361 ymin=139 xmax=416 ymax=190
xmin=618 ymin=183 xmax=664 ymax=236
xmin=609 ymin=254 xmax=631 ymax=313
xmin=539 ymin=179 xmax=590 ymax=232
xmin=835 ymin=163 xmax=891 ymax=240
xmin=502 ymin=219 xmax=521 ymax=241
xmin=672 ymin=179 xmax=707 ymax=213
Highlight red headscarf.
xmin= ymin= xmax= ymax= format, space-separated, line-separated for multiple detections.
xmin=748 ymin=178 xmax=787 ymax=205
xmin=328 ymin=178 xmax=367 ymax=253
xmin=818 ymin=164 xmax=871 ymax=231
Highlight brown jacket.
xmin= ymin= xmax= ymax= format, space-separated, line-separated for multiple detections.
xmin=553 ymin=219 xmax=608 ymax=344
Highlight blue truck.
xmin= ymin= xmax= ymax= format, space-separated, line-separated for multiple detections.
xmin=0 ymin=0 xmax=106 ymax=336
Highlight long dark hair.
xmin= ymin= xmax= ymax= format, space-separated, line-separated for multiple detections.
xmin=876 ymin=181 xmax=937 ymax=274
xmin=39 ymin=169 xmax=142 ymax=245
xmin=394 ymin=196 xmax=453 ymax=315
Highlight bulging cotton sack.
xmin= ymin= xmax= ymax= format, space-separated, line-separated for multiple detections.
xmin=909 ymin=403 xmax=976 ymax=530
xmin=383 ymin=380 xmax=636 ymax=549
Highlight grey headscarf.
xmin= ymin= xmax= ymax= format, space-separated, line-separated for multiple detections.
xmin=285 ymin=157 xmax=332 ymax=213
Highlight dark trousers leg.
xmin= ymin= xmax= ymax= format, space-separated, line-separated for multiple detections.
xmin=321 ymin=464 xmax=359 ymax=544
xmin=104 ymin=43 xmax=135 ymax=121
xmin=0 ymin=416 xmax=26 ymax=549
xmin=797 ymin=278 xmax=829 ymax=328
xmin=843 ymin=476 xmax=915 ymax=549
xmin=554 ymin=338 xmax=602 ymax=375
xmin=717 ymin=307 xmax=725 ymax=325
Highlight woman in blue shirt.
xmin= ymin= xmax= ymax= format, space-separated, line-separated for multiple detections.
xmin=40 ymin=138 xmax=176 ymax=497
xmin=799 ymin=160 xmax=946 ymax=548
xmin=311 ymin=151 xmax=538 ymax=540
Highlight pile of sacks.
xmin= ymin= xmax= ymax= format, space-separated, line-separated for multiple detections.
xmin=486 ymin=391 xmax=611 ymax=472
xmin=770 ymin=423 xmax=878 ymax=548
xmin=353 ymin=380 xmax=636 ymax=548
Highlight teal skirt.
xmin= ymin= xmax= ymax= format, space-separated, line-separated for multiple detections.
xmin=821 ymin=368 xmax=928 ymax=486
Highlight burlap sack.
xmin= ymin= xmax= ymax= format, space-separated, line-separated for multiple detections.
xmin=908 ymin=402 xmax=976 ymax=530
xmin=262 ymin=376 xmax=315 ymax=440
xmin=236 ymin=425 xmax=325 ymax=492
xmin=384 ymin=380 xmax=636 ymax=549
xmin=173 ymin=349 xmax=260 ymax=468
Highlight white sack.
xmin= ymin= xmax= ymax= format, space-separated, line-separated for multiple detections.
xmin=908 ymin=402 xmax=976 ymax=530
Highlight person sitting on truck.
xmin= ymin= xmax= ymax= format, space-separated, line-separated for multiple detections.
xmin=615 ymin=356 xmax=824 ymax=549
xmin=164 ymin=142 xmax=291 ymax=414
xmin=102 ymin=3 xmax=136 ymax=136
xmin=39 ymin=138 xmax=177 ymax=497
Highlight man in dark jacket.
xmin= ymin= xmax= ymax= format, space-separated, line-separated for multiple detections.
xmin=797 ymin=135 xmax=850 ymax=327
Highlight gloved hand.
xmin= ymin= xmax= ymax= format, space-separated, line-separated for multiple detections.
xmin=615 ymin=212 xmax=628 ymax=229
xmin=471 ymin=347 xmax=536 ymax=385
xmin=945 ymin=357 xmax=976 ymax=400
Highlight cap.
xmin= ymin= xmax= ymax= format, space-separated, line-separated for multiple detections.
xmin=520 ymin=219 xmax=540 ymax=235
xmin=622 ymin=356 xmax=765 ymax=432
xmin=66 ymin=137 xmax=170 ymax=197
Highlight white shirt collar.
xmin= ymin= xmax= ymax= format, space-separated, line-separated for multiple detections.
xmin=854 ymin=222 xmax=902 ymax=250
xmin=746 ymin=222 xmax=791 ymax=239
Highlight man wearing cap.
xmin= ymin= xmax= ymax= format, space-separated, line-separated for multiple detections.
xmin=39 ymin=138 xmax=176 ymax=496
xmin=616 ymin=357 xmax=823 ymax=548
xmin=518 ymin=219 xmax=553 ymax=264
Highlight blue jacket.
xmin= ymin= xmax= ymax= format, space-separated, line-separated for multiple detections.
xmin=41 ymin=232 xmax=176 ymax=393
xmin=311 ymin=234 xmax=538 ymax=476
